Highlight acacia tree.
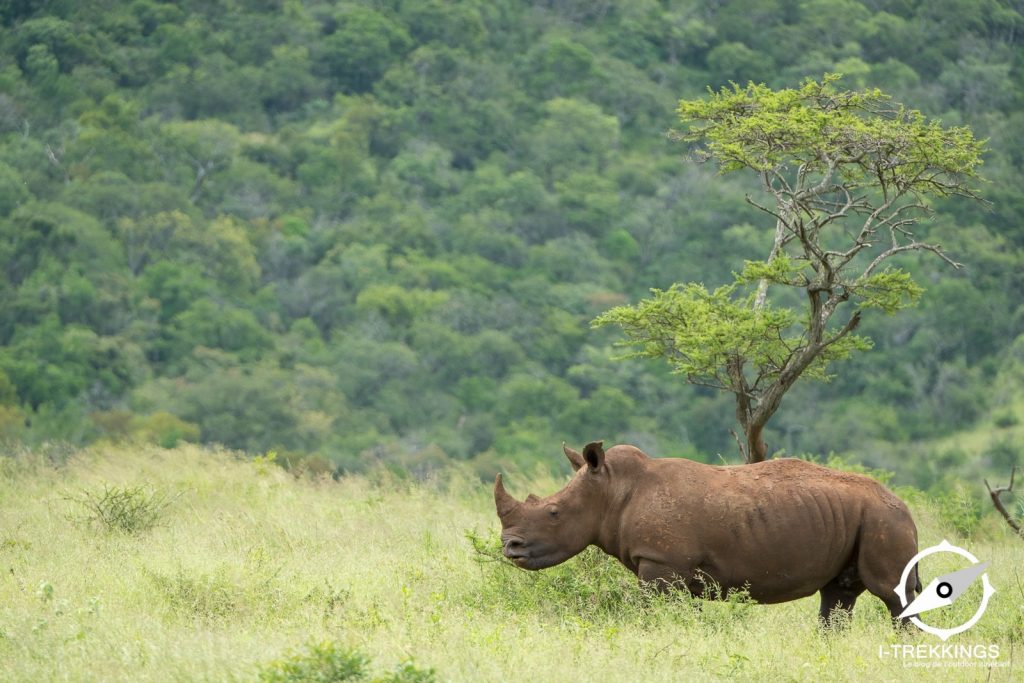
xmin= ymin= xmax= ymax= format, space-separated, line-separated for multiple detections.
xmin=594 ymin=75 xmax=985 ymax=463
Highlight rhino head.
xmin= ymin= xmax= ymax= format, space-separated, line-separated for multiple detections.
xmin=493 ymin=441 xmax=608 ymax=570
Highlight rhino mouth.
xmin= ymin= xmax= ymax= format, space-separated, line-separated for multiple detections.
xmin=501 ymin=536 xmax=536 ymax=568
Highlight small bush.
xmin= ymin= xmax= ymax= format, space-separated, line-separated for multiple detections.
xmin=374 ymin=660 xmax=436 ymax=683
xmin=934 ymin=485 xmax=983 ymax=537
xmin=819 ymin=453 xmax=895 ymax=485
xmin=302 ymin=579 xmax=351 ymax=622
xmin=148 ymin=567 xmax=241 ymax=620
xmin=994 ymin=410 xmax=1020 ymax=429
xmin=254 ymin=643 xmax=436 ymax=683
xmin=465 ymin=528 xmax=652 ymax=621
xmin=984 ymin=438 xmax=1019 ymax=470
xmin=256 ymin=641 xmax=368 ymax=682
xmin=65 ymin=484 xmax=177 ymax=534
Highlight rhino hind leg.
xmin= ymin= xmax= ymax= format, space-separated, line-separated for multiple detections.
xmin=818 ymin=565 xmax=864 ymax=628
xmin=856 ymin=523 xmax=920 ymax=627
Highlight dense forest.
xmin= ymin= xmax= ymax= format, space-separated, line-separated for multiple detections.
xmin=0 ymin=0 xmax=1022 ymax=492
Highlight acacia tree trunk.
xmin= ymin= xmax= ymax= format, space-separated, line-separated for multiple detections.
xmin=734 ymin=295 xmax=862 ymax=463
xmin=745 ymin=423 xmax=768 ymax=464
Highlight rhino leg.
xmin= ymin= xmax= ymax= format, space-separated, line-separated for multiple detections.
xmin=636 ymin=558 xmax=698 ymax=595
xmin=856 ymin=521 xmax=920 ymax=627
xmin=818 ymin=565 xmax=864 ymax=628
xmin=867 ymin=565 xmax=919 ymax=628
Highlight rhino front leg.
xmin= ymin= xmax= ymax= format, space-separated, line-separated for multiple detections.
xmin=637 ymin=558 xmax=698 ymax=595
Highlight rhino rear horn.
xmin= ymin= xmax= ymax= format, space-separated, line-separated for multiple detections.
xmin=494 ymin=473 xmax=520 ymax=517
xmin=563 ymin=443 xmax=585 ymax=471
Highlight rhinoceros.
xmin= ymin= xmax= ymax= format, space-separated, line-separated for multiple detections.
xmin=494 ymin=441 xmax=921 ymax=625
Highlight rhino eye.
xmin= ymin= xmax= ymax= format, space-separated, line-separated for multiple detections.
xmin=546 ymin=506 xmax=558 ymax=519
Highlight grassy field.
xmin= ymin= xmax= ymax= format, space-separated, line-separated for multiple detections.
xmin=1 ymin=444 xmax=1021 ymax=682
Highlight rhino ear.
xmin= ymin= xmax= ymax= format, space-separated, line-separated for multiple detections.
xmin=563 ymin=443 xmax=585 ymax=471
xmin=582 ymin=441 xmax=605 ymax=471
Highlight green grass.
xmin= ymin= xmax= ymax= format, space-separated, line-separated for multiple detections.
xmin=1 ymin=444 xmax=1022 ymax=682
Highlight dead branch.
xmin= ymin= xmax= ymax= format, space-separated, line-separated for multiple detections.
xmin=984 ymin=466 xmax=1023 ymax=537
xmin=45 ymin=144 xmax=71 ymax=183
xmin=729 ymin=429 xmax=750 ymax=464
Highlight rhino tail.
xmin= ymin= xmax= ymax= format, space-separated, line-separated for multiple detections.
xmin=913 ymin=563 xmax=923 ymax=596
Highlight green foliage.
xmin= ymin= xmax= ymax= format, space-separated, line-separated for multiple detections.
xmin=315 ymin=7 xmax=411 ymax=94
xmin=64 ymin=483 xmax=176 ymax=534
xmin=3 ymin=443 xmax=1024 ymax=681
xmin=0 ymin=161 xmax=29 ymax=215
xmin=825 ymin=454 xmax=896 ymax=485
xmin=132 ymin=410 xmax=201 ymax=448
xmin=594 ymin=281 xmax=870 ymax=387
xmin=373 ymin=661 xmax=437 ymax=683
xmin=676 ymin=75 xmax=983 ymax=184
xmin=0 ymin=0 xmax=1019 ymax=487
xmin=598 ymin=75 xmax=987 ymax=461
xmin=993 ymin=410 xmax=1019 ymax=429
xmin=933 ymin=485 xmax=984 ymax=538
xmin=465 ymin=529 xmax=649 ymax=621
xmin=255 ymin=641 xmax=436 ymax=683
xmin=466 ymin=525 xmax=756 ymax=636
xmin=850 ymin=268 xmax=924 ymax=314
xmin=149 ymin=566 xmax=245 ymax=620
xmin=256 ymin=642 xmax=369 ymax=682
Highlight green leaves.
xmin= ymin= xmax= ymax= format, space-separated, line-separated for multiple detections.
xmin=593 ymin=283 xmax=798 ymax=387
xmin=0 ymin=0 xmax=1012 ymax=472
xmin=593 ymin=279 xmax=875 ymax=390
xmin=735 ymin=255 xmax=811 ymax=288
xmin=851 ymin=268 xmax=924 ymax=314
xmin=675 ymin=75 xmax=984 ymax=194
xmin=597 ymin=75 xmax=989 ymax=461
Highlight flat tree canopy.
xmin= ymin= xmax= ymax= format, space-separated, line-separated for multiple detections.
xmin=595 ymin=75 xmax=986 ymax=463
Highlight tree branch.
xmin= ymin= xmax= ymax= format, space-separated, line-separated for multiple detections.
xmin=821 ymin=311 xmax=861 ymax=349
xmin=729 ymin=429 xmax=750 ymax=464
xmin=863 ymin=239 xmax=963 ymax=278
xmin=985 ymin=467 xmax=1023 ymax=537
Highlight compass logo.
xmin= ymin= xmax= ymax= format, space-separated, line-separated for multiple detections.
xmin=894 ymin=540 xmax=996 ymax=641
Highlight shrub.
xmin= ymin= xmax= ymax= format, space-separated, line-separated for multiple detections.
xmin=934 ymin=485 xmax=983 ymax=538
xmin=64 ymin=484 xmax=177 ymax=534
xmin=994 ymin=410 xmax=1020 ymax=429
xmin=465 ymin=528 xmax=658 ymax=622
xmin=148 ymin=567 xmax=240 ymax=620
xmin=374 ymin=661 xmax=437 ymax=683
xmin=819 ymin=453 xmax=895 ymax=485
xmin=984 ymin=438 xmax=1019 ymax=470
xmin=256 ymin=641 xmax=368 ymax=682
xmin=253 ymin=642 xmax=436 ymax=683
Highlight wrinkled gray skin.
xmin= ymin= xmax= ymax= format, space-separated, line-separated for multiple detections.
xmin=495 ymin=442 xmax=922 ymax=626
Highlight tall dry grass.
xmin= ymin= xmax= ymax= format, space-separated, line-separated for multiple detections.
xmin=0 ymin=443 xmax=1020 ymax=681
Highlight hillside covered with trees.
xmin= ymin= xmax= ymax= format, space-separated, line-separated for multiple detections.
xmin=1 ymin=0 xmax=1022 ymax=492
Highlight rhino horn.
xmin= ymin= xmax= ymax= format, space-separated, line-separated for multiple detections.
xmin=494 ymin=473 xmax=520 ymax=517
xmin=563 ymin=442 xmax=585 ymax=471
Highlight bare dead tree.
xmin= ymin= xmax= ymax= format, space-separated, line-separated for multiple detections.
xmin=984 ymin=466 xmax=1023 ymax=537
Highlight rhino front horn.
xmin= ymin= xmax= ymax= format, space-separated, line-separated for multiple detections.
xmin=494 ymin=473 xmax=520 ymax=517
